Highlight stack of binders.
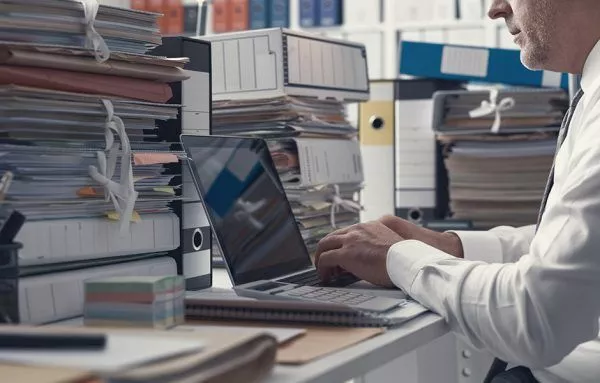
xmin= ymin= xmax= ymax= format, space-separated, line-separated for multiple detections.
xmin=432 ymin=88 xmax=569 ymax=228
xmin=203 ymin=28 xmax=369 ymax=260
xmin=0 ymin=0 xmax=190 ymax=324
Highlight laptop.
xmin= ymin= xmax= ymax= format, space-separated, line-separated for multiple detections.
xmin=181 ymin=135 xmax=407 ymax=313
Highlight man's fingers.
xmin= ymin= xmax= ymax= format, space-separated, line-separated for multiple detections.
xmin=316 ymin=249 xmax=347 ymax=281
xmin=314 ymin=234 xmax=345 ymax=267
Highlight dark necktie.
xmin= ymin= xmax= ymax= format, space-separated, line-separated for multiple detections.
xmin=536 ymin=89 xmax=585 ymax=229
xmin=483 ymin=89 xmax=584 ymax=383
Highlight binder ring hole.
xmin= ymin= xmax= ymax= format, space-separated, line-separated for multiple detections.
xmin=192 ymin=228 xmax=203 ymax=252
xmin=369 ymin=116 xmax=385 ymax=130
xmin=408 ymin=208 xmax=423 ymax=223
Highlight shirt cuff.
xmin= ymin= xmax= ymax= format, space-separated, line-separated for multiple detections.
xmin=386 ymin=240 xmax=455 ymax=294
xmin=449 ymin=230 xmax=504 ymax=263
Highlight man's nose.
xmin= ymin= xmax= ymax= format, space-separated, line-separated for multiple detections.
xmin=488 ymin=0 xmax=513 ymax=20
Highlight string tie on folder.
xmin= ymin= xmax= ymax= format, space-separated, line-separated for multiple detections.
xmin=89 ymin=100 xmax=138 ymax=234
xmin=329 ymin=185 xmax=362 ymax=229
xmin=79 ymin=0 xmax=110 ymax=63
xmin=468 ymin=88 xmax=515 ymax=134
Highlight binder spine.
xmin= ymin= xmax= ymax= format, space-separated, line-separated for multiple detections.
xmin=150 ymin=37 xmax=213 ymax=291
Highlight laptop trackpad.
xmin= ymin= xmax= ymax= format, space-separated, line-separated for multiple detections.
xmin=346 ymin=281 xmax=408 ymax=299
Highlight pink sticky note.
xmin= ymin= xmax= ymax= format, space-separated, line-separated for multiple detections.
xmin=133 ymin=153 xmax=179 ymax=166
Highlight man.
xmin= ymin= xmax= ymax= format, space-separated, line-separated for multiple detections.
xmin=315 ymin=1 xmax=600 ymax=382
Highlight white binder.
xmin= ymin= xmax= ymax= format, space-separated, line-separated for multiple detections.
xmin=204 ymin=28 xmax=370 ymax=102
xmin=16 ymin=214 xmax=180 ymax=267
xmin=18 ymin=256 xmax=177 ymax=325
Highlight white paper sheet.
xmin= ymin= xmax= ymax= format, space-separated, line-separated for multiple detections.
xmin=0 ymin=333 xmax=205 ymax=373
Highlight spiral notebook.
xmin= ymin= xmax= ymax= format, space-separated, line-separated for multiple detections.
xmin=184 ymin=292 xmax=429 ymax=328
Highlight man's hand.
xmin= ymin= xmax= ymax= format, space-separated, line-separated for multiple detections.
xmin=314 ymin=221 xmax=404 ymax=288
xmin=378 ymin=215 xmax=464 ymax=258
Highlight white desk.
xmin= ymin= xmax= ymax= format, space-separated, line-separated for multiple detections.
xmin=211 ymin=268 xmax=450 ymax=383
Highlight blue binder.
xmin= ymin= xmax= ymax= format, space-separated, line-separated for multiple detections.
xmin=249 ymin=0 xmax=269 ymax=29
xmin=299 ymin=0 xmax=319 ymax=27
xmin=399 ymin=41 xmax=569 ymax=90
xmin=270 ymin=0 xmax=289 ymax=28
xmin=318 ymin=0 xmax=342 ymax=26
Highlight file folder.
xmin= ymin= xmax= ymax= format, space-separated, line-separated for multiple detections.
xmin=150 ymin=37 xmax=213 ymax=291
xmin=270 ymin=0 xmax=290 ymax=28
xmin=299 ymin=0 xmax=319 ymax=27
xmin=16 ymin=214 xmax=180 ymax=267
xmin=212 ymin=0 xmax=232 ymax=33
xmin=164 ymin=0 xmax=184 ymax=35
xmin=319 ymin=0 xmax=342 ymax=27
xmin=359 ymin=80 xmax=395 ymax=222
xmin=399 ymin=41 xmax=569 ymax=89
xmin=230 ymin=0 xmax=250 ymax=31
xmin=206 ymin=28 xmax=370 ymax=102
xmin=249 ymin=0 xmax=269 ymax=29
xmin=359 ymin=79 xmax=462 ymax=224
xmin=183 ymin=4 xmax=199 ymax=35
xmin=10 ymin=257 xmax=177 ymax=325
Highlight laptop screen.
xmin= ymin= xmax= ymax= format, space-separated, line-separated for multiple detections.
xmin=181 ymin=135 xmax=313 ymax=285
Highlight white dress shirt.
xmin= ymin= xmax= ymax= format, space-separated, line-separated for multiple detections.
xmin=386 ymin=39 xmax=600 ymax=383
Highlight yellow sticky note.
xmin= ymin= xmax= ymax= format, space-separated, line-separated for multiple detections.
xmin=153 ymin=187 xmax=175 ymax=195
xmin=106 ymin=211 xmax=141 ymax=222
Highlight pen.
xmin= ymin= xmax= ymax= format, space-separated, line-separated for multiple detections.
xmin=0 ymin=333 xmax=107 ymax=350
xmin=0 ymin=210 xmax=25 ymax=245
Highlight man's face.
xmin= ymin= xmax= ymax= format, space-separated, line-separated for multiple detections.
xmin=488 ymin=0 xmax=562 ymax=70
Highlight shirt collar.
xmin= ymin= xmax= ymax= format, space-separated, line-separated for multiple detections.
xmin=580 ymin=39 xmax=600 ymax=94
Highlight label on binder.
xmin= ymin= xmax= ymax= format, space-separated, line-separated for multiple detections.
xmin=441 ymin=46 xmax=489 ymax=77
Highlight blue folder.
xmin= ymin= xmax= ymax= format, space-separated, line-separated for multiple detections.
xmin=249 ymin=0 xmax=269 ymax=29
xmin=399 ymin=41 xmax=569 ymax=89
xmin=299 ymin=0 xmax=319 ymax=27
xmin=318 ymin=0 xmax=342 ymax=27
xmin=270 ymin=0 xmax=289 ymax=28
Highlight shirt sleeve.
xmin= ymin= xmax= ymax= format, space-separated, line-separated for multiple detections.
xmin=450 ymin=225 xmax=536 ymax=264
xmin=386 ymin=108 xmax=600 ymax=368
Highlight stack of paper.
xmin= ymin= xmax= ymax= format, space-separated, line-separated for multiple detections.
xmin=0 ymin=0 xmax=162 ymax=55
xmin=0 ymin=86 xmax=184 ymax=222
xmin=212 ymin=97 xmax=364 ymax=257
xmin=433 ymin=88 xmax=569 ymax=228
xmin=0 ymin=1 xmax=188 ymax=259
xmin=213 ymin=96 xmax=357 ymax=138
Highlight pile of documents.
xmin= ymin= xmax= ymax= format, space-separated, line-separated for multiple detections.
xmin=1 ymin=0 xmax=162 ymax=55
xmin=0 ymin=1 xmax=187 ymax=241
xmin=1 ymin=86 xmax=184 ymax=224
xmin=433 ymin=88 xmax=569 ymax=228
xmin=212 ymin=96 xmax=364 ymax=257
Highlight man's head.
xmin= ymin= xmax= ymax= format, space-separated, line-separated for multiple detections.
xmin=488 ymin=0 xmax=600 ymax=73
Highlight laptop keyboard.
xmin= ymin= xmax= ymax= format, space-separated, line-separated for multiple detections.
xmin=279 ymin=270 xmax=358 ymax=287
xmin=272 ymin=285 xmax=405 ymax=312
xmin=281 ymin=286 xmax=375 ymax=305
